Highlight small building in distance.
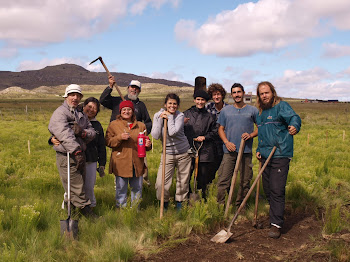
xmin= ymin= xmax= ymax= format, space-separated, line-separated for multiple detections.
xmin=244 ymin=92 xmax=252 ymax=104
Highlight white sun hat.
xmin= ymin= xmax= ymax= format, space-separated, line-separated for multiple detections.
xmin=63 ymin=84 xmax=83 ymax=98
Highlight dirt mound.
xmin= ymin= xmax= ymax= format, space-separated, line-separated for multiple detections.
xmin=134 ymin=212 xmax=331 ymax=262
xmin=0 ymin=86 xmax=34 ymax=94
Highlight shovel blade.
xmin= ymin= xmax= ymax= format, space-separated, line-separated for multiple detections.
xmin=60 ymin=219 xmax=79 ymax=239
xmin=210 ymin=229 xmax=233 ymax=243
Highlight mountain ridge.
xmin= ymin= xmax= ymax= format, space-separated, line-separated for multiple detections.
xmin=0 ymin=64 xmax=192 ymax=90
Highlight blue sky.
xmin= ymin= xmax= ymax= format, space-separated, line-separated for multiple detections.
xmin=1 ymin=0 xmax=350 ymax=101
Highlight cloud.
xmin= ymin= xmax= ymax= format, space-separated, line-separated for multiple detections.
xmin=175 ymin=0 xmax=350 ymax=57
xmin=16 ymin=57 xmax=104 ymax=72
xmin=271 ymin=67 xmax=350 ymax=101
xmin=130 ymin=0 xmax=180 ymax=15
xmin=145 ymin=70 xmax=183 ymax=81
xmin=0 ymin=0 xmax=179 ymax=56
xmin=322 ymin=43 xmax=350 ymax=58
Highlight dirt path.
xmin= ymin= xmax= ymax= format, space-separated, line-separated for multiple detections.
xmin=134 ymin=212 xmax=332 ymax=261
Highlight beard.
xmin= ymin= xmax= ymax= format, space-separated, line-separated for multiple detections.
xmin=128 ymin=93 xmax=139 ymax=100
xmin=260 ymin=98 xmax=274 ymax=110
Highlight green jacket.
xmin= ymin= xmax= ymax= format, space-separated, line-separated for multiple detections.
xmin=256 ymin=101 xmax=301 ymax=159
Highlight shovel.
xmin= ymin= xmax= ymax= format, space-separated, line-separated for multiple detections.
xmin=211 ymin=146 xmax=276 ymax=243
xmin=160 ymin=118 xmax=168 ymax=219
xmin=60 ymin=152 xmax=79 ymax=239
xmin=224 ymin=139 xmax=245 ymax=218
xmin=189 ymin=141 xmax=203 ymax=202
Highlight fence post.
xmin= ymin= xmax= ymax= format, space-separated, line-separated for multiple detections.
xmin=28 ymin=140 xmax=31 ymax=154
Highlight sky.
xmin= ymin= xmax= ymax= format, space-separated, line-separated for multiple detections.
xmin=1 ymin=0 xmax=350 ymax=101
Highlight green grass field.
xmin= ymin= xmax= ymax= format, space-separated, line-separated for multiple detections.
xmin=0 ymin=88 xmax=349 ymax=261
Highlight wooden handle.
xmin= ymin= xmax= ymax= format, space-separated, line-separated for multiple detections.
xmin=100 ymin=58 xmax=125 ymax=101
xmin=227 ymin=146 xmax=276 ymax=232
xmin=160 ymin=119 xmax=168 ymax=219
xmin=253 ymin=161 xmax=262 ymax=225
xmin=224 ymin=138 xmax=245 ymax=218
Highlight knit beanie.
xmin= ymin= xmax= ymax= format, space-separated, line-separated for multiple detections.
xmin=119 ymin=100 xmax=134 ymax=112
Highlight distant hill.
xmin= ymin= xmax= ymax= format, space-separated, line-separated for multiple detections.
xmin=0 ymin=64 xmax=192 ymax=90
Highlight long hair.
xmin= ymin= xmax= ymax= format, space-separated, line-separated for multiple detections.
xmin=256 ymin=81 xmax=281 ymax=113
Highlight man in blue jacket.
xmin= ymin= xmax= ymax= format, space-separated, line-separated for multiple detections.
xmin=256 ymin=81 xmax=301 ymax=239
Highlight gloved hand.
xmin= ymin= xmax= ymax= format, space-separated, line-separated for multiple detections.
xmin=98 ymin=166 xmax=105 ymax=178
xmin=72 ymin=122 xmax=86 ymax=138
xmin=74 ymin=150 xmax=85 ymax=172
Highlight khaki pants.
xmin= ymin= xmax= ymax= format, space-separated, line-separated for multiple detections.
xmin=155 ymin=152 xmax=192 ymax=202
xmin=56 ymin=152 xmax=90 ymax=208
xmin=216 ymin=152 xmax=253 ymax=206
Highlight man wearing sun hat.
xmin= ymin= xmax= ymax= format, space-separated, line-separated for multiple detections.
xmin=100 ymin=77 xmax=152 ymax=132
xmin=48 ymin=84 xmax=96 ymax=217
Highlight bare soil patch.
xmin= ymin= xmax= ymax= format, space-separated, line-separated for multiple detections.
xmin=133 ymin=211 xmax=332 ymax=262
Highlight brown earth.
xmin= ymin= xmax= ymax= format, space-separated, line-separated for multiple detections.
xmin=133 ymin=211 xmax=336 ymax=262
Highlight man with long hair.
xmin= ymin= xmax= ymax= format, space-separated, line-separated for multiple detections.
xmin=256 ymin=81 xmax=301 ymax=238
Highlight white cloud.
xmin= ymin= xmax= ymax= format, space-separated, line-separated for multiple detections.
xmin=322 ymin=43 xmax=350 ymax=58
xmin=271 ymin=67 xmax=350 ymax=101
xmin=130 ymin=0 xmax=180 ymax=15
xmin=0 ymin=0 xmax=180 ymax=56
xmin=145 ymin=70 xmax=183 ymax=81
xmin=175 ymin=0 xmax=350 ymax=57
xmin=16 ymin=57 xmax=104 ymax=72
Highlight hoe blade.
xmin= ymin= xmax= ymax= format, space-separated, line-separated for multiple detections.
xmin=210 ymin=229 xmax=233 ymax=243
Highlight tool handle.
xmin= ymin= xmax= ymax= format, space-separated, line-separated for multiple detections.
xmin=112 ymin=82 xmax=125 ymax=101
xmin=227 ymin=146 xmax=276 ymax=232
xmin=100 ymin=58 xmax=125 ymax=101
xmin=253 ymin=161 xmax=262 ymax=225
xmin=160 ymin=119 xmax=168 ymax=219
xmin=224 ymin=138 xmax=245 ymax=218
xmin=67 ymin=152 xmax=71 ymax=218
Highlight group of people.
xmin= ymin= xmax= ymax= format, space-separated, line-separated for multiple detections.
xmin=49 ymin=76 xmax=301 ymax=239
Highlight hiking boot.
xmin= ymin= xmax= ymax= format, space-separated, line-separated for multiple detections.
xmin=268 ymin=225 xmax=281 ymax=239
xmin=81 ymin=205 xmax=98 ymax=219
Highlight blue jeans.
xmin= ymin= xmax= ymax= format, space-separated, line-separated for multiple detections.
xmin=115 ymin=171 xmax=143 ymax=208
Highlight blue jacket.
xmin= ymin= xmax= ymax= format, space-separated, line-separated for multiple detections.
xmin=256 ymin=101 xmax=301 ymax=158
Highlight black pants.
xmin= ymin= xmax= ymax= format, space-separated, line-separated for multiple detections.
xmin=261 ymin=157 xmax=290 ymax=227
xmin=189 ymin=160 xmax=216 ymax=199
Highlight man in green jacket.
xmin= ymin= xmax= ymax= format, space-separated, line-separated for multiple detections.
xmin=256 ymin=81 xmax=301 ymax=239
